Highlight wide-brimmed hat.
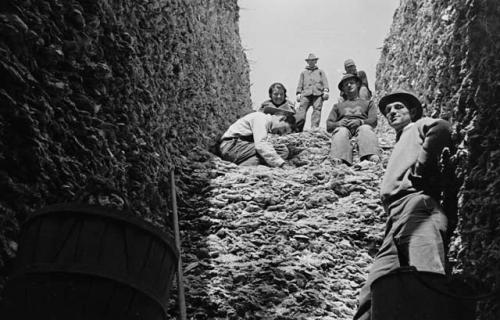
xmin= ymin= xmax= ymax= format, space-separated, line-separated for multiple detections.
xmin=305 ymin=53 xmax=318 ymax=61
xmin=378 ymin=90 xmax=423 ymax=119
xmin=262 ymin=104 xmax=295 ymax=116
xmin=337 ymin=73 xmax=361 ymax=90
xmin=344 ymin=59 xmax=356 ymax=67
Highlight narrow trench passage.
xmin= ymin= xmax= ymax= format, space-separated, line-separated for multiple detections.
xmin=170 ymin=119 xmax=397 ymax=319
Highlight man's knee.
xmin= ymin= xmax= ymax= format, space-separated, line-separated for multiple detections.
xmin=333 ymin=126 xmax=350 ymax=138
xmin=357 ymin=124 xmax=374 ymax=133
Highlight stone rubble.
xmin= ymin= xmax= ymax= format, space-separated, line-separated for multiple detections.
xmin=169 ymin=127 xmax=396 ymax=319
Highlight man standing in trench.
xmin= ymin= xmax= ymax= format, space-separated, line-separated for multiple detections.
xmin=353 ymin=90 xmax=457 ymax=320
xmin=295 ymin=53 xmax=330 ymax=131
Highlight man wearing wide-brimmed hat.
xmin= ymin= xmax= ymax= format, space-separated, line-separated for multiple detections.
xmin=326 ymin=73 xmax=379 ymax=166
xmin=295 ymin=53 xmax=330 ymax=130
xmin=343 ymin=59 xmax=372 ymax=101
xmin=353 ymin=90 xmax=456 ymax=320
xmin=218 ymin=105 xmax=296 ymax=167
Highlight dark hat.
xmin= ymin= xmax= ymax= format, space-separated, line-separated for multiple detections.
xmin=337 ymin=73 xmax=361 ymax=91
xmin=378 ymin=90 xmax=423 ymax=119
xmin=262 ymin=103 xmax=295 ymax=116
xmin=305 ymin=53 xmax=318 ymax=61
xmin=344 ymin=59 xmax=356 ymax=67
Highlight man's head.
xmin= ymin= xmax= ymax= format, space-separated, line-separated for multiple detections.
xmin=378 ymin=90 xmax=423 ymax=132
xmin=338 ymin=73 xmax=361 ymax=97
xmin=305 ymin=53 xmax=318 ymax=68
xmin=270 ymin=112 xmax=296 ymax=135
xmin=268 ymin=82 xmax=287 ymax=106
xmin=262 ymin=104 xmax=296 ymax=134
xmin=344 ymin=59 xmax=357 ymax=74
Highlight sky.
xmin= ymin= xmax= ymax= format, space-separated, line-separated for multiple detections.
xmin=238 ymin=0 xmax=400 ymax=116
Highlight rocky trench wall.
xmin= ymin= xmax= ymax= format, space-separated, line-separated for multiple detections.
xmin=376 ymin=0 xmax=500 ymax=318
xmin=0 ymin=0 xmax=251 ymax=292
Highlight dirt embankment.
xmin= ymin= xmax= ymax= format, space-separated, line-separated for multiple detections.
xmin=0 ymin=0 xmax=250 ymax=292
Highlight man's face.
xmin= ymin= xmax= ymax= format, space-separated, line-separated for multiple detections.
xmin=271 ymin=116 xmax=292 ymax=135
xmin=271 ymin=88 xmax=285 ymax=105
xmin=385 ymin=101 xmax=412 ymax=131
xmin=307 ymin=59 xmax=318 ymax=68
xmin=345 ymin=65 xmax=357 ymax=74
xmin=342 ymin=78 xmax=359 ymax=95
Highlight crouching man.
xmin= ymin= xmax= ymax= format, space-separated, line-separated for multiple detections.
xmin=353 ymin=90 xmax=456 ymax=320
xmin=219 ymin=105 xmax=296 ymax=167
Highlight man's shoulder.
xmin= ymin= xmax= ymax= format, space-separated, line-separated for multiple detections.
xmin=414 ymin=117 xmax=452 ymax=133
xmin=416 ymin=117 xmax=451 ymax=126
xmin=357 ymin=70 xmax=367 ymax=77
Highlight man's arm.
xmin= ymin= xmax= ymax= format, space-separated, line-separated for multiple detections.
xmin=321 ymin=69 xmax=329 ymax=92
xmin=362 ymin=100 xmax=378 ymax=128
xmin=296 ymin=71 xmax=304 ymax=95
xmin=326 ymin=104 xmax=347 ymax=132
xmin=410 ymin=119 xmax=452 ymax=193
xmin=251 ymin=116 xmax=285 ymax=167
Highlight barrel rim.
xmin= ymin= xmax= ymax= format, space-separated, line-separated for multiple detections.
xmin=25 ymin=202 xmax=179 ymax=260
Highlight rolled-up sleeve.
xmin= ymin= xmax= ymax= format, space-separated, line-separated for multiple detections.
xmin=251 ymin=116 xmax=285 ymax=167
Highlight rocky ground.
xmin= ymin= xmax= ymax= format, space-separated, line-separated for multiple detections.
xmin=168 ymin=119 xmax=397 ymax=319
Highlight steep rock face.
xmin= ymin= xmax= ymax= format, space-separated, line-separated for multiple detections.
xmin=0 ymin=0 xmax=251 ymax=291
xmin=377 ymin=0 xmax=500 ymax=318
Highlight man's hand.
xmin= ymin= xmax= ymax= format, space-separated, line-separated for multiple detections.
xmin=280 ymin=163 xmax=294 ymax=170
xmin=346 ymin=119 xmax=363 ymax=130
xmin=274 ymin=144 xmax=290 ymax=160
xmin=338 ymin=118 xmax=349 ymax=127
xmin=296 ymin=94 xmax=301 ymax=102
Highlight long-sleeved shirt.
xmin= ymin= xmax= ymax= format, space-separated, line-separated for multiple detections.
xmin=258 ymin=99 xmax=296 ymax=113
xmin=221 ymin=112 xmax=284 ymax=167
xmin=326 ymin=98 xmax=377 ymax=132
xmin=296 ymin=66 xmax=329 ymax=96
xmin=380 ymin=117 xmax=452 ymax=205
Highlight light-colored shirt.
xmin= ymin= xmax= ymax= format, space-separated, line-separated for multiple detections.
xmin=222 ymin=112 xmax=284 ymax=167
xmin=380 ymin=117 xmax=452 ymax=205
xmin=296 ymin=67 xmax=329 ymax=96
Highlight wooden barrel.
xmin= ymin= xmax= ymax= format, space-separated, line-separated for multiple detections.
xmin=371 ymin=267 xmax=476 ymax=320
xmin=2 ymin=203 xmax=178 ymax=320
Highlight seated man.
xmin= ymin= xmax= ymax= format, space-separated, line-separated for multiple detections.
xmin=219 ymin=105 xmax=296 ymax=167
xmin=258 ymin=82 xmax=296 ymax=113
xmin=326 ymin=74 xmax=379 ymax=165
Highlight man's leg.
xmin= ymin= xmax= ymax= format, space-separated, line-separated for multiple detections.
xmin=295 ymin=96 xmax=312 ymax=132
xmin=354 ymin=217 xmax=401 ymax=320
xmin=359 ymin=86 xmax=371 ymax=100
xmin=219 ymin=139 xmax=261 ymax=165
xmin=310 ymin=95 xmax=323 ymax=128
xmin=330 ymin=126 xmax=353 ymax=165
xmin=395 ymin=194 xmax=448 ymax=273
xmin=356 ymin=125 xmax=379 ymax=160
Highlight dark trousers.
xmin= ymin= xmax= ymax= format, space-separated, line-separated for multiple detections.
xmin=219 ymin=138 xmax=261 ymax=166
xmin=353 ymin=193 xmax=448 ymax=320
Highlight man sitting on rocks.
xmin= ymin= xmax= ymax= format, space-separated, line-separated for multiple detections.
xmin=219 ymin=105 xmax=296 ymax=167
xmin=258 ymin=82 xmax=296 ymax=113
xmin=353 ymin=90 xmax=456 ymax=320
xmin=326 ymin=74 xmax=379 ymax=166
